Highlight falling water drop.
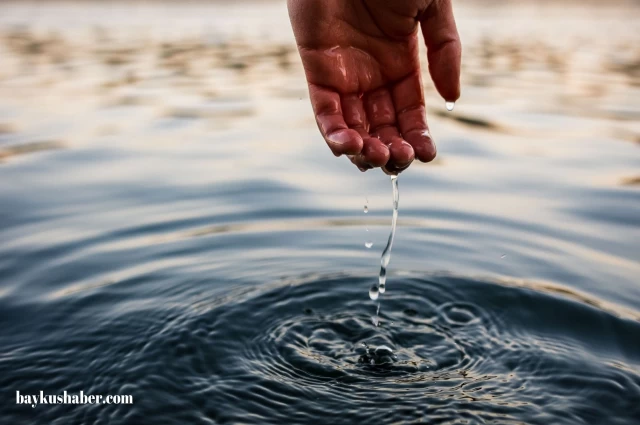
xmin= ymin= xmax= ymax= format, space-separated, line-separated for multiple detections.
xmin=445 ymin=101 xmax=455 ymax=111
xmin=371 ymin=302 xmax=381 ymax=326
xmin=369 ymin=284 xmax=379 ymax=301
xmin=378 ymin=175 xmax=399 ymax=289
xmin=364 ymin=197 xmax=370 ymax=247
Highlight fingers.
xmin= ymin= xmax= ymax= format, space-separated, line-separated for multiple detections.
xmin=375 ymin=127 xmax=415 ymax=174
xmin=392 ymin=73 xmax=437 ymax=163
xmin=309 ymin=84 xmax=363 ymax=156
xmin=420 ymin=0 xmax=461 ymax=102
xmin=342 ymin=94 xmax=390 ymax=169
xmin=364 ymin=88 xmax=415 ymax=173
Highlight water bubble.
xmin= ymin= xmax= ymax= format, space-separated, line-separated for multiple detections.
xmin=369 ymin=284 xmax=379 ymax=301
xmin=365 ymin=241 xmax=373 ymax=249
xmin=445 ymin=101 xmax=455 ymax=111
xmin=374 ymin=345 xmax=394 ymax=357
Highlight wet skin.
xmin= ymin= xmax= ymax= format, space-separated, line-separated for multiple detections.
xmin=288 ymin=0 xmax=461 ymax=173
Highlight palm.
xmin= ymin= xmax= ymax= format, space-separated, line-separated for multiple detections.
xmin=289 ymin=0 xmax=461 ymax=172
xmin=298 ymin=12 xmax=420 ymax=94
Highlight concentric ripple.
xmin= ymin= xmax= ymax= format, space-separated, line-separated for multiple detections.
xmin=2 ymin=273 xmax=640 ymax=424
xmin=171 ymin=273 xmax=640 ymax=424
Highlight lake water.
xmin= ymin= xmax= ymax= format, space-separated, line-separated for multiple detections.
xmin=0 ymin=1 xmax=639 ymax=424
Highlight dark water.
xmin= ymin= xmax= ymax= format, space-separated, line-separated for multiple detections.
xmin=2 ymin=272 xmax=640 ymax=424
xmin=1 ymin=1 xmax=640 ymax=424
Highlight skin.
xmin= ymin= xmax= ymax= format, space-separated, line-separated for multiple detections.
xmin=288 ymin=0 xmax=461 ymax=174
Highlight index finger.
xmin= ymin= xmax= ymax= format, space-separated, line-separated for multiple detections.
xmin=420 ymin=0 xmax=462 ymax=102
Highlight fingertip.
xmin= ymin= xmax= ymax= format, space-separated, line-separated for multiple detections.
xmin=349 ymin=154 xmax=372 ymax=172
xmin=404 ymin=130 xmax=437 ymax=163
xmin=361 ymin=137 xmax=390 ymax=168
xmin=415 ymin=143 xmax=437 ymax=163
xmin=382 ymin=162 xmax=410 ymax=175
xmin=388 ymin=138 xmax=415 ymax=168
xmin=326 ymin=129 xmax=363 ymax=156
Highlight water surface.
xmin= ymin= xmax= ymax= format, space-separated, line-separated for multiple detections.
xmin=0 ymin=1 xmax=639 ymax=424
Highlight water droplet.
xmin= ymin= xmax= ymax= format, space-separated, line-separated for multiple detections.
xmin=365 ymin=241 xmax=373 ymax=249
xmin=378 ymin=283 xmax=386 ymax=294
xmin=363 ymin=205 xmax=368 ymax=213
xmin=369 ymin=284 xmax=379 ymax=300
xmin=445 ymin=101 xmax=455 ymax=111
xmin=500 ymin=254 xmax=507 ymax=259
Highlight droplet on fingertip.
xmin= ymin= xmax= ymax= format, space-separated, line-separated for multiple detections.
xmin=445 ymin=101 xmax=455 ymax=112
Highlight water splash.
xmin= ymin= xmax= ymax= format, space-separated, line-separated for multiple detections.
xmin=365 ymin=241 xmax=373 ymax=249
xmin=445 ymin=101 xmax=455 ymax=111
xmin=358 ymin=342 xmax=397 ymax=365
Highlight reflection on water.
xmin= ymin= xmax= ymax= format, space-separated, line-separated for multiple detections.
xmin=0 ymin=1 xmax=639 ymax=424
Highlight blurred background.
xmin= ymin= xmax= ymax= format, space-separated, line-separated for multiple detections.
xmin=0 ymin=0 xmax=638 ymax=301
xmin=0 ymin=1 xmax=639 ymax=423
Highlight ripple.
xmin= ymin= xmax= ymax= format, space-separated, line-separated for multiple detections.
xmin=1 ymin=273 xmax=639 ymax=424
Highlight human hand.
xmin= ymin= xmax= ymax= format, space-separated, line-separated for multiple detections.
xmin=288 ymin=0 xmax=461 ymax=173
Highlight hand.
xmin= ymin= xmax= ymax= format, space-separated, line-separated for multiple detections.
xmin=288 ymin=0 xmax=461 ymax=174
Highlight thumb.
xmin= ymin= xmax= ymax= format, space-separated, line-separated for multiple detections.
xmin=420 ymin=0 xmax=461 ymax=102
